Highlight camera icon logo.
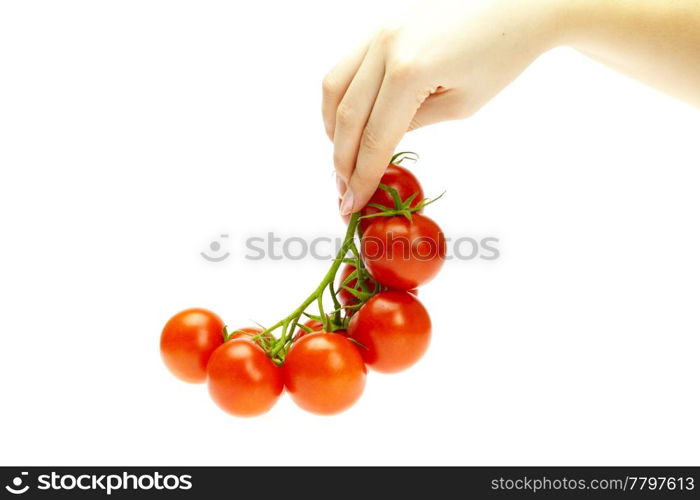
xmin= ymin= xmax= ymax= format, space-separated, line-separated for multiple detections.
xmin=5 ymin=472 xmax=29 ymax=495
xmin=201 ymin=234 xmax=231 ymax=262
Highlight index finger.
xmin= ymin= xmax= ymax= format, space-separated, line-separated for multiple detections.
xmin=343 ymin=69 xmax=429 ymax=214
xmin=321 ymin=42 xmax=370 ymax=141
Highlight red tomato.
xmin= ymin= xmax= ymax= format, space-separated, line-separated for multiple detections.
xmin=339 ymin=164 xmax=423 ymax=231
xmin=361 ymin=213 xmax=446 ymax=290
xmin=160 ymin=308 xmax=224 ymax=383
xmin=336 ymin=263 xmax=379 ymax=311
xmin=229 ymin=326 xmax=262 ymax=338
xmin=207 ymin=339 xmax=283 ymax=417
xmin=294 ymin=319 xmax=324 ymax=340
xmin=348 ymin=291 xmax=431 ymax=373
xmin=283 ymin=332 xmax=367 ymax=415
xmin=360 ymin=164 xmax=424 ymax=233
xmin=229 ymin=326 xmax=275 ymax=347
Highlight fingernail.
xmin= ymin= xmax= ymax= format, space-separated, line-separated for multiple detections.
xmin=340 ymin=188 xmax=354 ymax=215
xmin=336 ymin=175 xmax=347 ymax=196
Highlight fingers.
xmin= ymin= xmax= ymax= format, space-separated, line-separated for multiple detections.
xmin=408 ymin=90 xmax=468 ymax=131
xmin=341 ymin=66 xmax=432 ymax=214
xmin=332 ymin=43 xmax=386 ymax=188
xmin=322 ymin=41 xmax=370 ymax=141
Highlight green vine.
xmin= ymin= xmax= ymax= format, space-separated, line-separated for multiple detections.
xmin=236 ymin=152 xmax=442 ymax=365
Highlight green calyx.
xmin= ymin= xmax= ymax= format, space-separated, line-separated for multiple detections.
xmin=391 ymin=151 xmax=419 ymax=165
xmin=360 ymin=183 xmax=445 ymax=222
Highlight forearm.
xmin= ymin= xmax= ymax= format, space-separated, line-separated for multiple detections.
xmin=558 ymin=0 xmax=700 ymax=106
xmin=322 ymin=0 xmax=699 ymax=211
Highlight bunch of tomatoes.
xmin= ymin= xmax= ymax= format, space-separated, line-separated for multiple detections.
xmin=160 ymin=152 xmax=446 ymax=416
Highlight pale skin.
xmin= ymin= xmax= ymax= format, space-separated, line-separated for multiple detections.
xmin=323 ymin=0 xmax=700 ymax=214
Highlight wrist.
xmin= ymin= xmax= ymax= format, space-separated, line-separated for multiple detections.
xmin=535 ymin=0 xmax=580 ymax=50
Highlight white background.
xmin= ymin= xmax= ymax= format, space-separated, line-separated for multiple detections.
xmin=1 ymin=1 xmax=698 ymax=466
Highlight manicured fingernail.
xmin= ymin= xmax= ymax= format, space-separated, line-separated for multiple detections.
xmin=340 ymin=188 xmax=354 ymax=215
xmin=336 ymin=175 xmax=347 ymax=196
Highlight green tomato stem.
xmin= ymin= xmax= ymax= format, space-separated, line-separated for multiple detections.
xmin=266 ymin=212 xmax=361 ymax=359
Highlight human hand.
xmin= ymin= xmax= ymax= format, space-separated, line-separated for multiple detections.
xmin=322 ymin=0 xmax=564 ymax=214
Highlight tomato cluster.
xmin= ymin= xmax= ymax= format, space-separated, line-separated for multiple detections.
xmin=160 ymin=152 xmax=446 ymax=416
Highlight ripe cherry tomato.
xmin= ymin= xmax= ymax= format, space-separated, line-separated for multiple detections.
xmin=229 ymin=326 xmax=275 ymax=347
xmin=160 ymin=308 xmax=224 ymax=383
xmin=359 ymin=164 xmax=424 ymax=232
xmin=207 ymin=339 xmax=283 ymax=417
xmin=348 ymin=291 xmax=431 ymax=373
xmin=336 ymin=263 xmax=379 ymax=312
xmin=361 ymin=213 xmax=445 ymax=290
xmin=339 ymin=164 xmax=424 ymax=230
xmin=229 ymin=326 xmax=262 ymax=338
xmin=283 ymin=332 xmax=366 ymax=415
xmin=294 ymin=319 xmax=324 ymax=340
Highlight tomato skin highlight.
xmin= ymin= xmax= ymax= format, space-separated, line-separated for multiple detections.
xmin=160 ymin=308 xmax=224 ymax=383
xmin=283 ymin=332 xmax=367 ymax=415
xmin=361 ymin=213 xmax=446 ymax=290
xmin=207 ymin=339 xmax=283 ymax=417
xmin=348 ymin=291 xmax=431 ymax=373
